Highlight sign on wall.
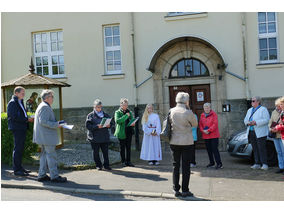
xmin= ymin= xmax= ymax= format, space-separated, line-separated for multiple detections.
xmin=197 ymin=91 xmax=204 ymax=102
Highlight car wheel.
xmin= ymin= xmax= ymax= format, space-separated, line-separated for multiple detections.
xmin=266 ymin=140 xmax=278 ymax=167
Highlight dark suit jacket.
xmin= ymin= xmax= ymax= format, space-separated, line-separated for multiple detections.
xmin=7 ymin=95 xmax=28 ymax=131
xmin=86 ymin=111 xmax=113 ymax=143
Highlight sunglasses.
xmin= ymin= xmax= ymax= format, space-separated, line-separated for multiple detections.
xmin=251 ymin=100 xmax=257 ymax=102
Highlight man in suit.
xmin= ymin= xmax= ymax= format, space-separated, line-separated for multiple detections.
xmin=33 ymin=89 xmax=67 ymax=183
xmin=7 ymin=86 xmax=34 ymax=176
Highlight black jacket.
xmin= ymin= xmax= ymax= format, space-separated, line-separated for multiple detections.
xmin=7 ymin=95 xmax=29 ymax=131
xmin=86 ymin=110 xmax=113 ymax=143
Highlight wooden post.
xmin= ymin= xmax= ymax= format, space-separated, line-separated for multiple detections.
xmin=3 ymin=87 xmax=7 ymax=112
xmin=58 ymin=86 xmax=64 ymax=147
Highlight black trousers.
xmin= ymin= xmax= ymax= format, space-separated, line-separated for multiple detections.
xmin=205 ymin=138 xmax=222 ymax=165
xmin=90 ymin=142 xmax=109 ymax=168
xmin=190 ymin=141 xmax=197 ymax=164
xmin=119 ymin=133 xmax=132 ymax=163
xmin=248 ymin=131 xmax=267 ymax=165
xmin=170 ymin=144 xmax=194 ymax=193
xmin=12 ymin=129 xmax=27 ymax=172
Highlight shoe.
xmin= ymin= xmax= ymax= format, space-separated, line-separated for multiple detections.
xmin=173 ymin=190 xmax=182 ymax=197
xmin=37 ymin=175 xmax=51 ymax=182
xmin=104 ymin=166 xmax=112 ymax=171
xmin=250 ymin=164 xmax=261 ymax=169
xmin=261 ymin=164 xmax=268 ymax=170
xmin=275 ymin=169 xmax=284 ymax=174
xmin=148 ymin=162 xmax=154 ymax=165
xmin=155 ymin=162 xmax=160 ymax=165
xmin=98 ymin=167 xmax=103 ymax=170
xmin=22 ymin=169 xmax=31 ymax=173
xmin=206 ymin=163 xmax=215 ymax=168
xmin=215 ymin=164 xmax=223 ymax=169
xmin=181 ymin=191 xmax=194 ymax=197
xmin=125 ymin=162 xmax=135 ymax=167
xmin=51 ymin=176 xmax=67 ymax=183
xmin=190 ymin=163 xmax=196 ymax=168
xmin=14 ymin=171 xmax=29 ymax=176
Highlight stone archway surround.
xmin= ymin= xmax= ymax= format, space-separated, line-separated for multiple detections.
xmin=152 ymin=38 xmax=229 ymax=150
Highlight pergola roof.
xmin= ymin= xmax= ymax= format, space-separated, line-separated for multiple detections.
xmin=1 ymin=73 xmax=71 ymax=88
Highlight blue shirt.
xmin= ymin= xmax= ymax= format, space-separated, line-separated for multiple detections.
xmin=249 ymin=105 xmax=261 ymax=131
xmin=192 ymin=114 xmax=198 ymax=141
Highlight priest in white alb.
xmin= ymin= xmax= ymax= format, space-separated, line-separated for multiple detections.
xmin=140 ymin=104 xmax=162 ymax=165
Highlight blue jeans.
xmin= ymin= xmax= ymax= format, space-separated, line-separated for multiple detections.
xmin=273 ymin=138 xmax=284 ymax=169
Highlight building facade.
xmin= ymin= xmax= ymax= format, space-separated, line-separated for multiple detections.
xmin=2 ymin=12 xmax=284 ymax=150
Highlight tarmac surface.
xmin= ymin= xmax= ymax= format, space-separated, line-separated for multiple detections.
xmin=2 ymin=143 xmax=284 ymax=201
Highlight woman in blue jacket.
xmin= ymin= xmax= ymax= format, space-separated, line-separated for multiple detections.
xmin=86 ymin=99 xmax=113 ymax=170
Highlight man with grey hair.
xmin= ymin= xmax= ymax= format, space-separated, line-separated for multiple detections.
xmin=244 ymin=96 xmax=270 ymax=170
xmin=33 ymin=89 xmax=67 ymax=182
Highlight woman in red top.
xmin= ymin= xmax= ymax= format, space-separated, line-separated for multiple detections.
xmin=199 ymin=103 xmax=223 ymax=169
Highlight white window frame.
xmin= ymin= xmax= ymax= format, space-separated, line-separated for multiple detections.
xmin=103 ymin=25 xmax=123 ymax=75
xmin=33 ymin=30 xmax=65 ymax=78
xmin=258 ymin=12 xmax=279 ymax=64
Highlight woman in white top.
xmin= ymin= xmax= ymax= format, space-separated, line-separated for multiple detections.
xmin=140 ymin=104 xmax=162 ymax=165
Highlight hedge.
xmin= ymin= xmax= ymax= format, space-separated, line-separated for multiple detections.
xmin=1 ymin=112 xmax=38 ymax=165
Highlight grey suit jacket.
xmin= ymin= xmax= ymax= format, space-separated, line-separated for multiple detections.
xmin=33 ymin=102 xmax=59 ymax=145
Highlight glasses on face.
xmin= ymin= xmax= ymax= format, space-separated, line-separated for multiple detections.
xmin=251 ymin=100 xmax=256 ymax=103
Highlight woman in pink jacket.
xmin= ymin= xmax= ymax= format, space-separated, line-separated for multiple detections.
xmin=199 ymin=103 xmax=223 ymax=169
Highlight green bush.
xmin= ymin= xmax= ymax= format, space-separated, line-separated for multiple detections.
xmin=1 ymin=112 xmax=38 ymax=165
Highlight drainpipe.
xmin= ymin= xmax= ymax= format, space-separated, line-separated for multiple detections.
xmin=241 ymin=12 xmax=251 ymax=109
xmin=131 ymin=12 xmax=140 ymax=151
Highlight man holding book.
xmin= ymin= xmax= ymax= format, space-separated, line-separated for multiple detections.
xmin=114 ymin=98 xmax=136 ymax=167
xmin=86 ymin=99 xmax=113 ymax=170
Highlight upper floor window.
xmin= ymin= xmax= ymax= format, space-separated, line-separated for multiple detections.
xmin=33 ymin=30 xmax=65 ymax=78
xmin=103 ymin=25 xmax=122 ymax=74
xmin=169 ymin=58 xmax=209 ymax=78
xmin=258 ymin=12 xmax=278 ymax=63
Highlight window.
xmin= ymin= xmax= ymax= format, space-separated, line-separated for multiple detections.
xmin=33 ymin=30 xmax=65 ymax=78
xmin=258 ymin=12 xmax=278 ymax=63
xmin=103 ymin=25 xmax=122 ymax=74
xmin=169 ymin=58 xmax=209 ymax=78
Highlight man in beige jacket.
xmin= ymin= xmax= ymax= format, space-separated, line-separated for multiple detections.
xmin=169 ymin=92 xmax=198 ymax=197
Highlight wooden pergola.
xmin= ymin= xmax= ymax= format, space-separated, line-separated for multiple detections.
xmin=1 ymin=59 xmax=71 ymax=147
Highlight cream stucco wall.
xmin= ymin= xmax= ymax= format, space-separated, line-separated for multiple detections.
xmin=246 ymin=12 xmax=284 ymax=98
xmin=1 ymin=12 xmax=136 ymax=109
xmin=2 ymin=12 xmax=284 ymax=111
xmin=133 ymin=12 xmax=246 ymax=102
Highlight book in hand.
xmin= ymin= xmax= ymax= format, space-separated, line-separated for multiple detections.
xmin=127 ymin=117 xmax=139 ymax=127
xmin=100 ymin=118 xmax=112 ymax=128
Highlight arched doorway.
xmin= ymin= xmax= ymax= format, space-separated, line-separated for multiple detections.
xmin=148 ymin=36 xmax=228 ymax=149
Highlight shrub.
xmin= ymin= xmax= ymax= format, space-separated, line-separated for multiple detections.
xmin=1 ymin=112 xmax=38 ymax=165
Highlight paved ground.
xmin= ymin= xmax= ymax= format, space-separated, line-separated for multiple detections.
xmin=2 ymin=143 xmax=284 ymax=201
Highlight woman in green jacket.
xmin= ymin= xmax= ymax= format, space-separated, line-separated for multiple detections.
xmin=114 ymin=98 xmax=135 ymax=167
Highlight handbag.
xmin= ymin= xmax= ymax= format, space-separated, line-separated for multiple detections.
xmin=160 ymin=111 xmax=172 ymax=142
xmin=268 ymin=117 xmax=281 ymax=138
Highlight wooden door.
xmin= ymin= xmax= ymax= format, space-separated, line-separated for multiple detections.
xmin=169 ymin=84 xmax=211 ymax=149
